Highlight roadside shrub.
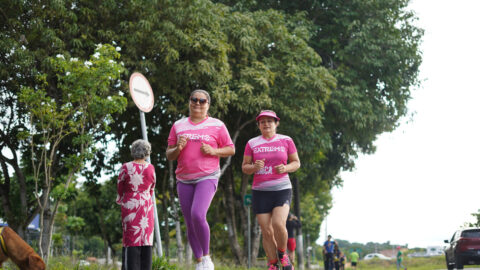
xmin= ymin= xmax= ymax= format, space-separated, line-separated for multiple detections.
xmin=152 ymin=256 xmax=178 ymax=270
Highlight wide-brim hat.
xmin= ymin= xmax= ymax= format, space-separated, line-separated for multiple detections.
xmin=255 ymin=110 xmax=280 ymax=121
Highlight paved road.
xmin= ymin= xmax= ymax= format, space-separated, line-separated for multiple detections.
xmin=436 ymin=268 xmax=480 ymax=270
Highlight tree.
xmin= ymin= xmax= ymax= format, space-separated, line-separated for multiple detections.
xmin=0 ymin=0 xmax=124 ymax=241
xmin=0 ymin=0 xmax=43 ymax=237
xmin=215 ymin=0 xmax=423 ymax=243
xmin=18 ymin=44 xmax=126 ymax=261
xmin=469 ymin=209 xmax=480 ymax=227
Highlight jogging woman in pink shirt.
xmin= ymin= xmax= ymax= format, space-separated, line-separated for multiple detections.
xmin=166 ymin=89 xmax=235 ymax=270
xmin=242 ymin=110 xmax=300 ymax=270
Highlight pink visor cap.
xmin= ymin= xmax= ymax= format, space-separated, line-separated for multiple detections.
xmin=255 ymin=110 xmax=280 ymax=121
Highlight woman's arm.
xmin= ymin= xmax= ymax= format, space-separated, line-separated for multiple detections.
xmin=166 ymin=145 xmax=181 ymax=160
xmin=166 ymin=135 xmax=188 ymax=160
xmin=200 ymin=144 xmax=235 ymax=157
xmin=216 ymin=145 xmax=235 ymax=157
xmin=242 ymin=155 xmax=265 ymax=175
xmin=274 ymin=152 xmax=301 ymax=174
xmin=286 ymin=152 xmax=301 ymax=172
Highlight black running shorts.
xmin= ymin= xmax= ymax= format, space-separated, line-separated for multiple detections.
xmin=252 ymin=189 xmax=292 ymax=214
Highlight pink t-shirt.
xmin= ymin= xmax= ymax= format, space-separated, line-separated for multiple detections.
xmin=116 ymin=162 xmax=156 ymax=247
xmin=168 ymin=116 xmax=234 ymax=181
xmin=244 ymin=134 xmax=297 ymax=191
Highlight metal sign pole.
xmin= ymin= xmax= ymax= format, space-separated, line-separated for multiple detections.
xmin=140 ymin=111 xmax=163 ymax=258
xmin=128 ymin=72 xmax=160 ymax=256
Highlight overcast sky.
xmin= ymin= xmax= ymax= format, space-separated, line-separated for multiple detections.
xmin=318 ymin=0 xmax=480 ymax=248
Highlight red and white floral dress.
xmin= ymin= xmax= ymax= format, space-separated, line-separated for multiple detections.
xmin=116 ymin=162 xmax=156 ymax=247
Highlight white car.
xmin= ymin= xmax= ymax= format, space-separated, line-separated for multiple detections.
xmin=363 ymin=253 xmax=392 ymax=260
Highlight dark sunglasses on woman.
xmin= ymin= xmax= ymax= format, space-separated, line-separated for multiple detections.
xmin=190 ymin=97 xmax=208 ymax=104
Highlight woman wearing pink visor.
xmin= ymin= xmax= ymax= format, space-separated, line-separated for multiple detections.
xmin=242 ymin=110 xmax=301 ymax=270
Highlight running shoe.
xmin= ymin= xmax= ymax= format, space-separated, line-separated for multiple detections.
xmin=202 ymin=255 xmax=214 ymax=270
xmin=279 ymin=253 xmax=294 ymax=270
xmin=195 ymin=261 xmax=204 ymax=270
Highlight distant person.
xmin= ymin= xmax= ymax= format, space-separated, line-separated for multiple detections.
xmin=350 ymin=249 xmax=359 ymax=270
xmin=396 ymin=246 xmax=407 ymax=270
xmin=286 ymin=213 xmax=301 ymax=264
xmin=333 ymin=242 xmax=341 ymax=270
xmin=339 ymin=251 xmax=346 ymax=270
xmin=117 ymin=139 xmax=156 ymax=270
xmin=323 ymin=235 xmax=335 ymax=270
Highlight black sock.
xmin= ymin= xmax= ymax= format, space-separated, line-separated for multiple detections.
xmin=277 ymin=249 xmax=285 ymax=259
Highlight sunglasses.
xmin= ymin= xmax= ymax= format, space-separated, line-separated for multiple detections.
xmin=190 ymin=97 xmax=208 ymax=104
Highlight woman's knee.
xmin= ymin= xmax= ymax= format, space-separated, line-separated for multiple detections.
xmin=261 ymin=226 xmax=275 ymax=240
xmin=191 ymin=211 xmax=207 ymax=225
xmin=272 ymin=220 xmax=286 ymax=232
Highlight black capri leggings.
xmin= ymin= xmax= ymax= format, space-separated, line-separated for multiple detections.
xmin=122 ymin=246 xmax=152 ymax=270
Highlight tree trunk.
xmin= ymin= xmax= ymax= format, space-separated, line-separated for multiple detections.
xmin=174 ymin=217 xmax=184 ymax=263
xmin=174 ymin=209 xmax=185 ymax=262
xmin=251 ymin=218 xmax=261 ymax=266
xmin=239 ymin=173 xmax=261 ymax=266
xmin=169 ymin=161 xmax=185 ymax=264
xmin=239 ymin=174 xmax=250 ymax=264
xmin=39 ymin=201 xmax=54 ymax=261
xmin=94 ymin=195 xmax=112 ymax=262
xmin=161 ymin=169 xmax=170 ymax=259
xmin=0 ymin=154 xmax=36 ymax=239
xmin=108 ymin=242 xmax=117 ymax=264
xmin=185 ymin=240 xmax=193 ymax=265
xmin=104 ymin=240 xmax=108 ymax=265
xmin=292 ymin=177 xmax=304 ymax=270
xmin=221 ymin=167 xmax=245 ymax=264
xmin=161 ymin=200 xmax=170 ymax=258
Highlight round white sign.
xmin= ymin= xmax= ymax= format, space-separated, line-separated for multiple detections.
xmin=129 ymin=72 xmax=154 ymax=112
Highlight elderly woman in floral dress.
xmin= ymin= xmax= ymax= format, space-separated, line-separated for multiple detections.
xmin=117 ymin=139 xmax=156 ymax=270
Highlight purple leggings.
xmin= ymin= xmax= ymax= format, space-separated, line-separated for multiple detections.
xmin=177 ymin=179 xmax=218 ymax=259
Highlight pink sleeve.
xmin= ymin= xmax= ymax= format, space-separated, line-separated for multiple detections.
xmin=244 ymin=142 xmax=253 ymax=156
xmin=218 ymin=124 xmax=234 ymax=148
xmin=287 ymin=138 xmax=297 ymax=154
xmin=167 ymin=124 xmax=177 ymax=146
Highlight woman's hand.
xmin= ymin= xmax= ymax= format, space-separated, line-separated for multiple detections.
xmin=177 ymin=136 xmax=188 ymax=151
xmin=200 ymin=142 xmax=217 ymax=156
xmin=274 ymin=164 xmax=286 ymax=174
xmin=254 ymin=159 xmax=265 ymax=172
xmin=166 ymin=136 xmax=188 ymax=160
xmin=274 ymin=153 xmax=300 ymax=174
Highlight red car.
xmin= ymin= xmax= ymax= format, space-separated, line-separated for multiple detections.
xmin=445 ymin=228 xmax=480 ymax=269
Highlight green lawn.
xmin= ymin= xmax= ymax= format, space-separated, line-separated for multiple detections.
xmin=2 ymin=255 xmax=479 ymax=269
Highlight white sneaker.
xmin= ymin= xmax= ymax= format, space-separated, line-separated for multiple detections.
xmin=202 ymin=255 xmax=214 ymax=270
xmin=195 ymin=260 xmax=204 ymax=270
